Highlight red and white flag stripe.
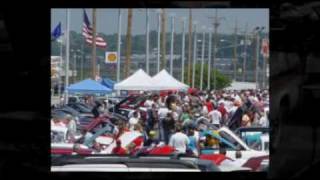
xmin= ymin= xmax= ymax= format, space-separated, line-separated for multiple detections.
xmin=82 ymin=22 xmax=107 ymax=48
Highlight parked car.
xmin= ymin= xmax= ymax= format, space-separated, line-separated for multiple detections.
xmin=51 ymin=143 xmax=93 ymax=156
xmin=51 ymin=154 xmax=219 ymax=172
xmin=200 ymin=127 xmax=269 ymax=161
xmin=109 ymin=94 xmax=149 ymax=121
xmin=67 ymin=102 xmax=92 ymax=114
xmin=235 ymin=127 xmax=269 ymax=152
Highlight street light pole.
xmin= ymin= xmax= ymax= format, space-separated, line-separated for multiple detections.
xmin=200 ymin=28 xmax=206 ymax=91
xmin=73 ymin=51 xmax=77 ymax=83
xmin=145 ymin=9 xmax=150 ymax=74
xmin=169 ymin=15 xmax=175 ymax=75
xmin=255 ymin=31 xmax=260 ymax=89
xmin=181 ymin=18 xmax=186 ymax=83
xmin=157 ymin=11 xmax=161 ymax=73
xmin=233 ymin=19 xmax=238 ymax=81
xmin=242 ymin=23 xmax=248 ymax=82
xmin=192 ymin=23 xmax=197 ymax=88
xmin=207 ymin=28 xmax=212 ymax=90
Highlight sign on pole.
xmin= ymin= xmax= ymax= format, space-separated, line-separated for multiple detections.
xmin=105 ymin=52 xmax=118 ymax=64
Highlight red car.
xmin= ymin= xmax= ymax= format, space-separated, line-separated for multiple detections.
xmin=51 ymin=143 xmax=93 ymax=155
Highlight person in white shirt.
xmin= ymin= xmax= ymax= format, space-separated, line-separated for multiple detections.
xmin=201 ymin=104 xmax=209 ymax=117
xmin=129 ymin=111 xmax=140 ymax=131
xmin=208 ymin=108 xmax=222 ymax=127
xmin=158 ymin=106 xmax=169 ymax=120
xmin=144 ymin=96 xmax=154 ymax=109
xmin=183 ymin=94 xmax=190 ymax=103
xmin=169 ymin=125 xmax=190 ymax=154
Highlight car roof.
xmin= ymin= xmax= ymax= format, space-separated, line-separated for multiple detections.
xmin=52 ymin=155 xmax=199 ymax=169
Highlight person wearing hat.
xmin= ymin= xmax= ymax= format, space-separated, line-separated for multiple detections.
xmin=112 ymin=139 xmax=127 ymax=155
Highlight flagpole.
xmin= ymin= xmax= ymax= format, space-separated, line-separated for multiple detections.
xmin=117 ymin=9 xmax=122 ymax=82
xmin=200 ymin=28 xmax=206 ymax=91
xmin=92 ymin=9 xmax=97 ymax=79
xmin=145 ymin=9 xmax=150 ymax=75
xmin=58 ymin=34 xmax=63 ymax=101
xmin=157 ymin=10 xmax=161 ymax=73
xmin=64 ymin=9 xmax=70 ymax=105
xmin=192 ymin=23 xmax=197 ymax=88
xmin=169 ymin=15 xmax=175 ymax=75
xmin=81 ymin=43 xmax=84 ymax=80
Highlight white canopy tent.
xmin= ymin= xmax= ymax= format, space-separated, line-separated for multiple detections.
xmin=151 ymin=69 xmax=189 ymax=90
xmin=225 ymin=81 xmax=257 ymax=90
xmin=114 ymin=69 xmax=156 ymax=91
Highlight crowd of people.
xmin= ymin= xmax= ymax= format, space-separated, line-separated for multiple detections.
xmin=51 ymin=88 xmax=269 ymax=157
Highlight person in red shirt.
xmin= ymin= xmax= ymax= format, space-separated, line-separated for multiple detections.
xmin=205 ymin=98 xmax=213 ymax=113
xmin=112 ymin=139 xmax=127 ymax=155
xmin=218 ymin=102 xmax=227 ymax=118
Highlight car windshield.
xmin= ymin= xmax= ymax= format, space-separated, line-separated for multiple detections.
xmin=218 ymin=131 xmax=243 ymax=150
xmin=240 ymin=131 xmax=269 ymax=151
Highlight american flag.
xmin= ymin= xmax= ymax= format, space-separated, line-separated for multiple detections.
xmin=82 ymin=10 xmax=107 ymax=48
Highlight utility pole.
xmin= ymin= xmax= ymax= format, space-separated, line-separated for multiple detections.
xmin=160 ymin=9 xmax=166 ymax=70
xmin=233 ymin=18 xmax=238 ymax=82
xmin=242 ymin=23 xmax=248 ymax=82
xmin=145 ymin=9 xmax=150 ymax=74
xmin=254 ymin=27 xmax=263 ymax=89
xmin=91 ymin=8 xmax=97 ymax=79
xmin=116 ymin=9 xmax=122 ymax=82
xmin=187 ymin=9 xmax=193 ymax=85
xmin=208 ymin=9 xmax=224 ymax=90
xmin=96 ymin=63 xmax=99 ymax=78
xmin=125 ymin=9 xmax=133 ymax=78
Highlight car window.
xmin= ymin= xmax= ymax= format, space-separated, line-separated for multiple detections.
xmin=218 ymin=131 xmax=243 ymax=150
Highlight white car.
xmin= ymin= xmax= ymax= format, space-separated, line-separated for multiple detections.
xmin=216 ymin=127 xmax=269 ymax=160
